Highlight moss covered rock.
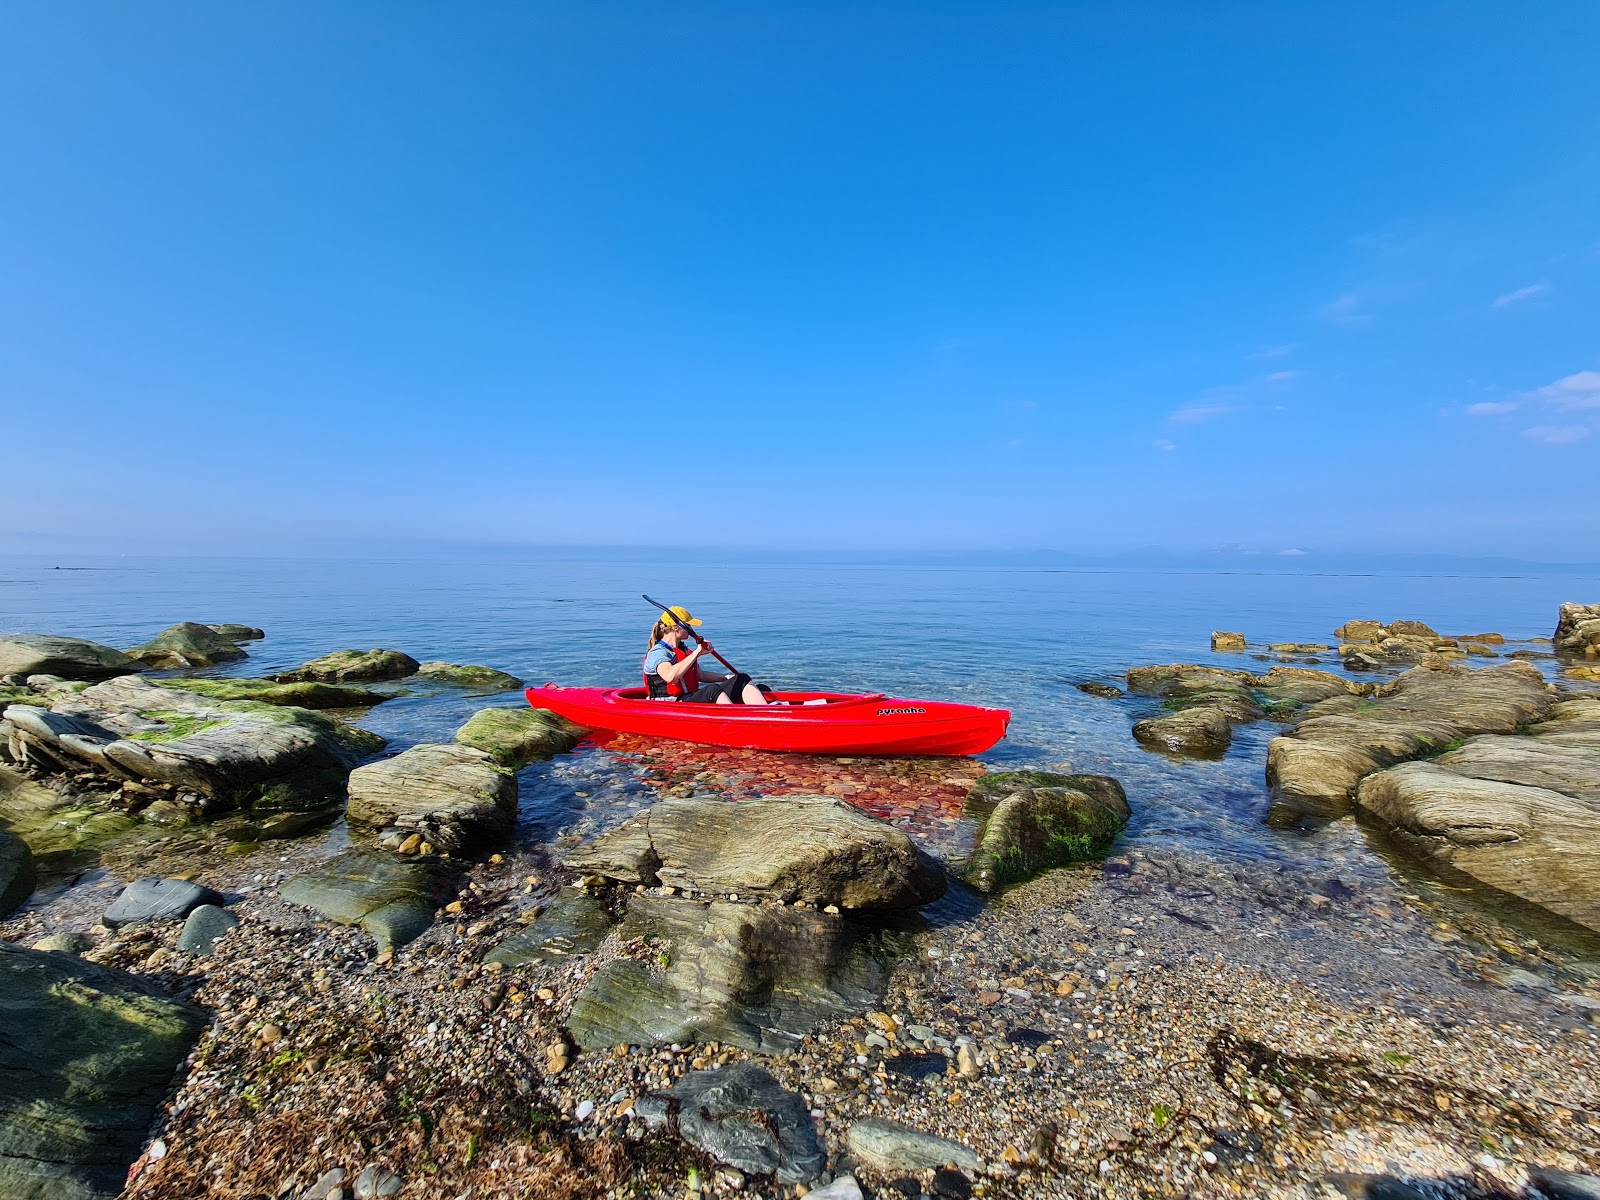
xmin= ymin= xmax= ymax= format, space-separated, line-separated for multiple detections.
xmin=0 ymin=827 xmax=35 ymax=915
xmin=0 ymin=635 xmax=141 ymax=682
xmin=125 ymin=622 xmax=247 ymax=670
xmin=153 ymin=676 xmax=390 ymax=710
xmin=454 ymin=706 xmax=581 ymax=769
xmin=417 ymin=661 xmax=523 ymax=690
xmin=962 ymin=774 xmax=1130 ymax=893
xmin=345 ymin=743 xmax=517 ymax=852
xmin=273 ymin=649 xmax=420 ymax=684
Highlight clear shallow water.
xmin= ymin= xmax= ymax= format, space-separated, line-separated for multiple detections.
xmin=4 ymin=552 xmax=1597 ymax=925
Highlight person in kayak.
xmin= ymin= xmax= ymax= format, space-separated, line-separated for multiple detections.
xmin=644 ymin=606 xmax=775 ymax=705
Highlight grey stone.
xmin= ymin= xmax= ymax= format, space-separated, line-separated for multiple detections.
xmin=31 ymin=932 xmax=91 ymax=954
xmin=0 ymin=634 xmax=142 ymax=682
xmin=125 ymin=622 xmax=248 ymax=670
xmin=845 ymin=1117 xmax=981 ymax=1174
xmin=177 ymin=904 xmax=239 ymax=954
xmin=667 ymin=1063 xmax=825 ymax=1185
xmin=104 ymin=878 xmax=221 ymax=928
xmin=346 ymin=743 xmax=516 ymax=852
xmin=1 ymin=827 xmax=35 ymax=915
xmin=416 ymin=662 xmax=523 ymax=690
xmin=205 ymin=624 xmax=264 ymax=641
xmin=0 ymin=942 xmax=205 ymax=1200
xmin=1530 ymin=1166 xmax=1600 ymax=1200
xmin=352 ymin=1164 xmax=403 ymax=1198
xmin=303 ymin=1167 xmax=347 ymax=1200
xmin=483 ymin=889 xmax=615 ymax=967
xmin=279 ymin=851 xmax=453 ymax=955
xmin=454 ymin=706 xmax=580 ymax=769
xmin=274 ymin=649 xmax=420 ymax=684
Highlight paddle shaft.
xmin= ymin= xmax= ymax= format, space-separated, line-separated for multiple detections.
xmin=642 ymin=593 xmax=742 ymax=677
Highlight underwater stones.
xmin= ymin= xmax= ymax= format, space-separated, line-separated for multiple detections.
xmin=845 ymin=1117 xmax=982 ymax=1174
xmin=1133 ymin=707 xmax=1232 ymax=758
xmin=345 ymin=743 xmax=516 ymax=852
xmin=1555 ymin=602 xmax=1600 ymax=658
xmin=103 ymin=877 xmax=222 ymax=928
xmin=125 ymin=621 xmax=248 ymax=670
xmin=483 ymin=888 xmax=614 ymax=967
xmin=0 ymin=827 xmax=35 ymax=914
xmin=564 ymin=794 xmax=945 ymax=910
xmin=416 ymin=661 xmax=523 ymax=690
xmin=177 ymin=903 xmax=239 ymax=954
xmin=565 ymin=895 xmax=884 ymax=1053
xmin=273 ymin=649 xmax=421 ymax=683
xmin=663 ymin=1063 xmax=826 ymax=1185
xmin=1076 ymin=681 xmax=1124 ymax=699
xmin=453 ymin=706 xmax=580 ymax=770
xmin=153 ymin=676 xmax=391 ymax=709
xmin=205 ymin=623 xmax=264 ymax=641
xmin=0 ymin=942 xmax=205 ymax=1200
xmin=1267 ymin=662 xmax=1557 ymax=816
xmin=1211 ymin=631 xmax=1247 ymax=651
xmin=0 ymin=634 xmax=141 ymax=682
xmin=962 ymin=776 xmax=1130 ymax=893
xmin=279 ymin=851 xmax=452 ymax=954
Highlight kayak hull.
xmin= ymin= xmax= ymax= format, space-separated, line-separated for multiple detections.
xmin=526 ymin=686 xmax=1009 ymax=757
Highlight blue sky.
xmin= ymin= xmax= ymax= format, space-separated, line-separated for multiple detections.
xmin=3 ymin=3 xmax=1597 ymax=559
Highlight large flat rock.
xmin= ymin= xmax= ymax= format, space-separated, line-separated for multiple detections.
xmin=0 ymin=635 xmax=141 ymax=682
xmin=563 ymin=794 xmax=945 ymax=910
xmin=346 ymin=742 xmax=517 ymax=851
xmin=1266 ymin=663 xmax=1555 ymax=815
xmin=279 ymin=850 xmax=454 ymax=954
xmin=0 ymin=942 xmax=205 ymax=1200
xmin=1356 ymin=698 xmax=1600 ymax=932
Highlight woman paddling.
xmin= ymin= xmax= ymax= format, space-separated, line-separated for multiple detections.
xmin=643 ymin=606 xmax=775 ymax=705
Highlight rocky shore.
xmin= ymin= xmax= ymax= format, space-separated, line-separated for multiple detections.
xmin=2 ymin=612 xmax=1598 ymax=1200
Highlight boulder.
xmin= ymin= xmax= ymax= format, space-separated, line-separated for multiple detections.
xmin=565 ymin=895 xmax=884 ymax=1052
xmin=279 ymin=851 xmax=454 ymax=954
xmin=102 ymin=877 xmax=222 ymax=928
xmin=453 ymin=707 xmax=581 ymax=770
xmin=962 ymin=776 xmax=1130 ymax=892
xmin=125 ymin=621 xmax=248 ymax=670
xmin=1268 ymin=642 xmax=1331 ymax=654
xmin=177 ymin=903 xmax=239 ymax=954
xmin=0 ymin=634 xmax=141 ymax=682
xmin=345 ymin=743 xmax=517 ymax=852
xmin=1075 ymin=681 xmax=1123 ymax=699
xmin=1568 ymin=666 xmax=1600 ymax=683
xmin=1211 ymin=632 xmax=1247 ymax=651
xmin=660 ymin=1064 xmax=825 ymax=1186
xmin=1 ymin=827 xmax=35 ymax=914
xmin=1267 ymin=663 xmax=1557 ymax=816
xmin=416 ymin=662 xmax=523 ymax=690
xmin=205 ymin=624 xmax=264 ymax=641
xmin=563 ymin=794 xmax=945 ymax=910
xmin=3 ymin=676 xmax=384 ymax=814
xmin=1334 ymin=620 xmax=1389 ymax=643
xmin=1556 ymin=602 xmax=1600 ymax=658
xmin=1356 ymin=698 xmax=1600 ymax=933
xmin=483 ymin=888 xmax=615 ymax=967
xmin=1125 ymin=664 xmax=1256 ymax=697
xmin=273 ymin=649 xmax=420 ymax=683
xmin=1454 ymin=632 xmax=1506 ymax=645
xmin=1133 ymin=708 xmax=1232 ymax=758
xmin=0 ymin=942 xmax=205 ymax=1200
xmin=845 ymin=1117 xmax=981 ymax=1174
xmin=153 ymin=677 xmax=391 ymax=709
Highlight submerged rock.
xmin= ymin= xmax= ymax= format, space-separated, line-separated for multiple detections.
xmin=346 ymin=743 xmax=517 ymax=852
xmin=416 ymin=661 xmax=523 ymax=690
xmin=483 ymin=888 xmax=615 ymax=967
xmin=125 ymin=621 xmax=248 ymax=670
xmin=0 ymin=942 xmax=205 ymax=1200
xmin=279 ymin=851 xmax=454 ymax=954
xmin=454 ymin=706 xmax=581 ymax=769
xmin=0 ymin=827 xmax=35 ymax=914
xmin=1133 ymin=707 xmax=1232 ymax=758
xmin=1076 ymin=680 xmax=1123 ymax=699
xmin=205 ymin=623 xmax=265 ymax=641
xmin=154 ymin=676 xmax=391 ymax=709
xmin=564 ymin=794 xmax=945 ymax=910
xmin=962 ymin=773 xmax=1130 ymax=892
xmin=0 ymin=634 xmax=141 ymax=682
xmin=273 ymin=649 xmax=420 ymax=683
xmin=1267 ymin=662 xmax=1556 ymax=816
xmin=1356 ymin=697 xmax=1600 ymax=933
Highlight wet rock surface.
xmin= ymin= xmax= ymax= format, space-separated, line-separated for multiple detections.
xmin=961 ymin=772 xmax=1129 ymax=892
xmin=455 ymin=705 xmax=582 ymax=769
xmin=278 ymin=850 xmax=454 ymax=954
xmin=346 ymin=742 xmax=517 ymax=851
xmin=273 ymin=648 xmax=421 ymax=683
xmin=484 ymin=887 xmax=615 ymax=967
xmin=152 ymin=676 xmax=392 ymax=709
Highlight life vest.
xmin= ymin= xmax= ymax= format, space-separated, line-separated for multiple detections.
xmin=644 ymin=640 xmax=698 ymax=698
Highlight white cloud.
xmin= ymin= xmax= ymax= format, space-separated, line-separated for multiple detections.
xmin=1279 ymin=548 xmax=1307 ymax=557
xmin=1265 ymin=370 xmax=1301 ymax=383
xmin=1522 ymin=424 xmax=1590 ymax=445
xmin=1320 ymin=293 xmax=1370 ymax=326
xmin=1492 ymin=282 xmax=1551 ymax=310
xmin=1466 ymin=400 xmax=1518 ymax=416
xmin=1152 ymin=439 xmax=1177 ymax=452
xmin=1169 ymin=404 xmax=1238 ymax=425
xmin=1524 ymin=370 xmax=1600 ymax=412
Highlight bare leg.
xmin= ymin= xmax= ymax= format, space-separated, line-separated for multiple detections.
xmin=740 ymin=682 xmax=770 ymax=705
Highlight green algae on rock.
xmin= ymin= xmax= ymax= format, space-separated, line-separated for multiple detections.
xmin=483 ymin=887 xmax=615 ymax=967
xmin=454 ymin=706 xmax=581 ymax=770
xmin=279 ymin=850 xmax=455 ymax=954
xmin=0 ymin=827 xmax=35 ymax=914
xmin=417 ymin=661 xmax=523 ymax=690
xmin=960 ymin=773 xmax=1130 ymax=893
xmin=125 ymin=622 xmax=248 ymax=670
xmin=0 ymin=942 xmax=205 ymax=1200
xmin=153 ymin=676 xmax=391 ymax=710
xmin=272 ymin=649 xmax=420 ymax=684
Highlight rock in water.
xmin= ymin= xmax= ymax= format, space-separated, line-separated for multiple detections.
xmin=125 ymin=622 xmax=248 ymax=670
xmin=483 ymin=888 xmax=615 ymax=967
xmin=1356 ymin=698 xmax=1600 ymax=933
xmin=177 ymin=903 xmax=239 ymax=954
xmin=103 ymin=878 xmax=222 ymax=928
xmin=279 ymin=851 xmax=453 ymax=954
xmin=416 ymin=662 xmax=523 ymax=690
xmin=566 ymin=895 xmax=885 ymax=1052
xmin=205 ymin=623 xmax=265 ymax=641
xmin=1555 ymin=602 xmax=1600 ymax=658
xmin=1075 ymin=681 xmax=1123 ymax=699
xmin=454 ymin=706 xmax=581 ymax=769
xmin=564 ymin=794 xmax=945 ymax=910
xmin=152 ymin=677 xmax=391 ymax=709
xmin=346 ymin=743 xmax=517 ymax=852
xmin=0 ymin=634 xmax=141 ymax=682
xmin=0 ymin=942 xmax=205 ymax=1200
xmin=962 ymin=776 xmax=1130 ymax=892
xmin=845 ymin=1117 xmax=981 ymax=1174
xmin=1133 ymin=707 xmax=1232 ymax=758
xmin=664 ymin=1063 xmax=826 ymax=1185
xmin=0 ymin=828 xmax=35 ymax=915
xmin=273 ymin=649 xmax=421 ymax=683
xmin=1211 ymin=631 xmax=1247 ymax=651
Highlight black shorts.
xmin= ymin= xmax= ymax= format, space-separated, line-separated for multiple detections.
xmin=681 ymin=673 xmax=753 ymax=704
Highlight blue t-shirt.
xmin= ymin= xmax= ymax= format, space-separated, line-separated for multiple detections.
xmin=643 ymin=641 xmax=678 ymax=679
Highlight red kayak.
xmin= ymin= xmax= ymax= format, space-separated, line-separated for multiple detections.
xmin=526 ymin=685 xmax=1010 ymax=756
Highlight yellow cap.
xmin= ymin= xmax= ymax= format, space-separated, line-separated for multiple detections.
xmin=660 ymin=605 xmax=702 ymax=628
